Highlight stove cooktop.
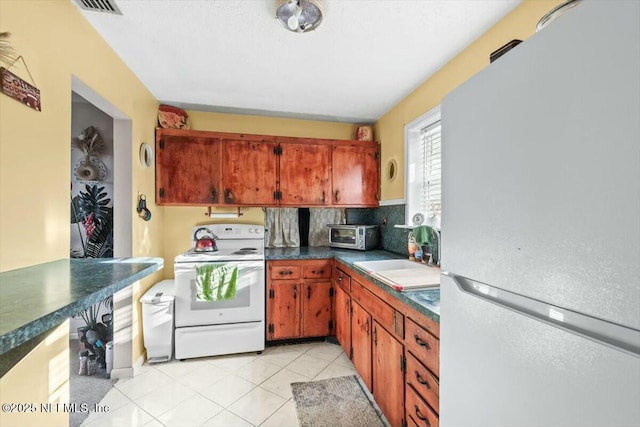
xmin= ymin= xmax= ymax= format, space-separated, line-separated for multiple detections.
xmin=175 ymin=224 xmax=265 ymax=263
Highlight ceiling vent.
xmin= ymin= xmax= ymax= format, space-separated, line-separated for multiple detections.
xmin=74 ymin=0 xmax=122 ymax=15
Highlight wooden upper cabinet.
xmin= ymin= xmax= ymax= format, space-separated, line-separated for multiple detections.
xmin=156 ymin=130 xmax=221 ymax=205
xmin=278 ymin=141 xmax=330 ymax=206
xmin=155 ymin=128 xmax=380 ymax=207
xmin=331 ymin=143 xmax=380 ymax=206
xmin=220 ymin=137 xmax=277 ymax=206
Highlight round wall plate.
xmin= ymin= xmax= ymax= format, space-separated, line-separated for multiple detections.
xmin=412 ymin=213 xmax=425 ymax=225
xmin=139 ymin=143 xmax=153 ymax=168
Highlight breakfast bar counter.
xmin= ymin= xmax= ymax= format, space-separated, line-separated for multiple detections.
xmin=0 ymin=257 xmax=164 ymax=355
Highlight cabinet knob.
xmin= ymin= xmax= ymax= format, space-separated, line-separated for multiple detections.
xmin=210 ymin=187 xmax=218 ymax=202
xmin=293 ymin=285 xmax=297 ymax=299
xmin=307 ymin=286 xmax=311 ymax=299
xmin=334 ymin=190 xmax=340 ymax=202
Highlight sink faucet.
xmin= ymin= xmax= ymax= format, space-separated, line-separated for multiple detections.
xmin=424 ymin=227 xmax=441 ymax=267
xmin=431 ymin=228 xmax=441 ymax=266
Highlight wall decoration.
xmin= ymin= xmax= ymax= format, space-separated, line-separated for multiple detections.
xmin=0 ymin=32 xmax=17 ymax=64
xmin=157 ymin=104 xmax=190 ymax=129
xmin=73 ymin=125 xmax=106 ymax=181
xmin=139 ymin=142 xmax=153 ymax=168
xmin=71 ymin=183 xmax=113 ymax=258
xmin=1 ymin=58 xmax=41 ymax=111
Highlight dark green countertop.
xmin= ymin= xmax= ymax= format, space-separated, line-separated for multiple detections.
xmin=0 ymin=257 xmax=164 ymax=355
xmin=265 ymin=247 xmax=440 ymax=324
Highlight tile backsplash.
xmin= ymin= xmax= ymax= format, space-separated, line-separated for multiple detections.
xmin=346 ymin=204 xmax=411 ymax=256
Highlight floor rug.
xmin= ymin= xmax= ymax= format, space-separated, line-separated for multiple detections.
xmin=291 ymin=375 xmax=384 ymax=427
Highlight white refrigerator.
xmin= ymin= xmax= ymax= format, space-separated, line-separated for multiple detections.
xmin=440 ymin=1 xmax=640 ymax=426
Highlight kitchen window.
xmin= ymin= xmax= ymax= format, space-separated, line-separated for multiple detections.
xmin=405 ymin=105 xmax=441 ymax=227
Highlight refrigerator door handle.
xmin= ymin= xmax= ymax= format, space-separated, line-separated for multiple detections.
xmin=443 ymin=272 xmax=640 ymax=358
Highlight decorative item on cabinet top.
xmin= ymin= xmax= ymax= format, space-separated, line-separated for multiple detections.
xmin=356 ymin=125 xmax=373 ymax=141
xmin=157 ymin=104 xmax=189 ymax=129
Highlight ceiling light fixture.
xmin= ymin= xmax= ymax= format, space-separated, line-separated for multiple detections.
xmin=276 ymin=0 xmax=323 ymax=33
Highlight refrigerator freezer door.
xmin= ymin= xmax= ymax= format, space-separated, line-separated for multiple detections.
xmin=441 ymin=0 xmax=640 ymax=329
xmin=440 ymin=274 xmax=640 ymax=427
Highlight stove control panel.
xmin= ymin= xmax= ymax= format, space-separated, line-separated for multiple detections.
xmin=192 ymin=224 xmax=265 ymax=240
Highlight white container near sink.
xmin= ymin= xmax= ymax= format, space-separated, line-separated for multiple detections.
xmin=353 ymin=260 xmax=440 ymax=291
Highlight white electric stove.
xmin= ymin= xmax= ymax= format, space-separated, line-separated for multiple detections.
xmin=173 ymin=224 xmax=265 ymax=360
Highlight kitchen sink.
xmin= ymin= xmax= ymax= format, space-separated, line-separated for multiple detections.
xmin=352 ymin=259 xmax=440 ymax=291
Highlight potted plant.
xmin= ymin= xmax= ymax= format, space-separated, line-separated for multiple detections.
xmin=75 ymin=296 xmax=113 ymax=366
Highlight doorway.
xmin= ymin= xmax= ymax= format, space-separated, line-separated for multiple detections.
xmin=68 ymin=76 xmax=135 ymax=425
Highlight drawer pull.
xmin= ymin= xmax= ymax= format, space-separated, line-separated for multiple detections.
xmin=414 ymin=334 xmax=431 ymax=350
xmin=414 ymin=405 xmax=430 ymax=426
xmin=415 ymin=371 xmax=432 ymax=389
xmin=279 ymin=270 xmax=293 ymax=276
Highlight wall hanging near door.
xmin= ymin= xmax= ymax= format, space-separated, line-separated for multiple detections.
xmin=73 ymin=126 xmax=107 ymax=181
xmin=0 ymin=55 xmax=41 ymax=111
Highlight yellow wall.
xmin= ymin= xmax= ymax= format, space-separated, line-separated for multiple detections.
xmin=0 ymin=1 xmax=162 ymax=422
xmin=161 ymin=111 xmax=357 ymax=278
xmin=0 ymin=322 xmax=70 ymax=427
xmin=376 ymin=0 xmax=564 ymax=201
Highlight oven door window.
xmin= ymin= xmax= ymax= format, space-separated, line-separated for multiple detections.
xmin=174 ymin=261 xmax=265 ymax=326
xmin=330 ymin=228 xmax=356 ymax=244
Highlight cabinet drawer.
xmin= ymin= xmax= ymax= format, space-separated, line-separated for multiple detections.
xmin=270 ymin=265 xmax=301 ymax=279
xmin=406 ymin=352 xmax=439 ymax=414
xmin=406 ymin=384 xmax=439 ymax=427
xmin=406 ymin=317 xmax=439 ymax=377
xmin=302 ymin=260 xmax=332 ymax=279
xmin=333 ymin=267 xmax=351 ymax=292
xmin=352 ymin=279 xmax=403 ymax=338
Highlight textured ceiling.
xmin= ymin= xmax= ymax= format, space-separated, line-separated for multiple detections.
xmin=74 ymin=0 xmax=522 ymax=123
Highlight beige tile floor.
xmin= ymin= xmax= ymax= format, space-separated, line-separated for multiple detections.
xmin=81 ymin=341 xmax=363 ymax=427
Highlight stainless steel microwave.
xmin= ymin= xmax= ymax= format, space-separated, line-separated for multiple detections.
xmin=327 ymin=225 xmax=379 ymax=251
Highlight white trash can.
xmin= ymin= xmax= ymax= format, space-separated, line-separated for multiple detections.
xmin=141 ymin=280 xmax=175 ymax=363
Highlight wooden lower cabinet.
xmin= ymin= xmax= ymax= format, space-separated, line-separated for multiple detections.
xmin=351 ymin=300 xmax=372 ymax=391
xmin=334 ymin=284 xmax=351 ymax=357
xmin=373 ymin=321 xmax=405 ymax=427
xmin=332 ymin=261 xmax=440 ymax=427
xmin=267 ymin=260 xmax=333 ymax=341
xmin=406 ymin=383 xmax=439 ymax=427
xmin=301 ymin=280 xmax=332 ymax=337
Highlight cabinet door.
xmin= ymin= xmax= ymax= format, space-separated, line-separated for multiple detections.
xmin=301 ymin=281 xmax=332 ymax=337
xmin=221 ymin=139 xmax=277 ymax=205
xmin=279 ymin=142 xmax=330 ymax=206
xmin=334 ymin=285 xmax=351 ymax=356
xmin=351 ymin=300 xmax=372 ymax=391
xmin=331 ymin=144 xmax=380 ymax=206
xmin=156 ymin=133 xmax=221 ymax=205
xmin=267 ymin=281 xmax=300 ymax=340
xmin=373 ymin=321 xmax=405 ymax=427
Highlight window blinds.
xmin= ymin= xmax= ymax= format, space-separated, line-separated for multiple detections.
xmin=419 ymin=121 xmax=442 ymax=219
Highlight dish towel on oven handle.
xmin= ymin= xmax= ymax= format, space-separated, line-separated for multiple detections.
xmin=195 ymin=264 xmax=238 ymax=301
